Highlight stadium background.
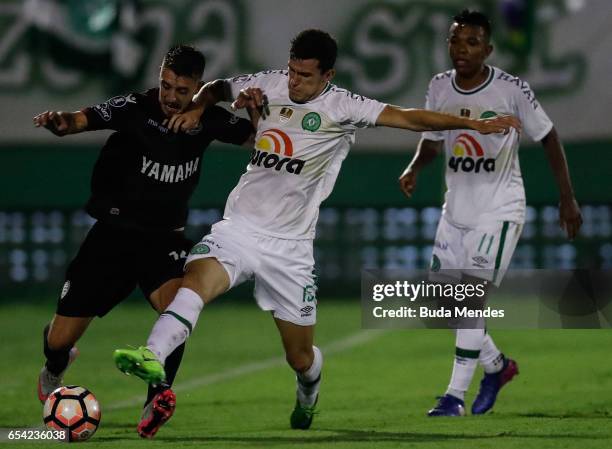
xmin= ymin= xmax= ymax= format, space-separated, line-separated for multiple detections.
xmin=1 ymin=0 xmax=610 ymax=299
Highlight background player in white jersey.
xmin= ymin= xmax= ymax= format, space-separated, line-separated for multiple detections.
xmin=113 ymin=29 xmax=520 ymax=433
xmin=399 ymin=10 xmax=583 ymax=417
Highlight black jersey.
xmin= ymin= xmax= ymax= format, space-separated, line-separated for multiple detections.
xmin=81 ymin=89 xmax=253 ymax=231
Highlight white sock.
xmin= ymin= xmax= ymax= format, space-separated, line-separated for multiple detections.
xmin=147 ymin=288 xmax=203 ymax=364
xmin=480 ymin=333 xmax=504 ymax=374
xmin=446 ymin=329 xmax=485 ymax=400
xmin=296 ymin=346 xmax=322 ymax=407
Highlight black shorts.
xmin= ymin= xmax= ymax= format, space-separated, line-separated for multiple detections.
xmin=56 ymin=221 xmax=194 ymax=317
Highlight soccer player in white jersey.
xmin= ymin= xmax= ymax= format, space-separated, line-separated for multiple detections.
xmin=399 ymin=10 xmax=583 ymax=417
xmin=113 ymin=28 xmax=520 ymax=433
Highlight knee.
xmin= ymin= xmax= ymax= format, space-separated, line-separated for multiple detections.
xmin=286 ymin=349 xmax=314 ymax=373
xmin=181 ymin=272 xmax=212 ymax=304
xmin=150 ymin=278 xmax=183 ymax=312
xmin=182 ymin=262 xmax=224 ymax=304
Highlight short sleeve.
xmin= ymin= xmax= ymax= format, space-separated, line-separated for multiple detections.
xmin=82 ymin=93 xmax=138 ymax=131
xmin=514 ymin=81 xmax=553 ymax=142
xmin=421 ymin=80 xmax=445 ymax=142
xmin=334 ymin=88 xmax=387 ymax=129
xmin=225 ymin=70 xmax=284 ymax=101
xmin=202 ymin=105 xmax=253 ymax=145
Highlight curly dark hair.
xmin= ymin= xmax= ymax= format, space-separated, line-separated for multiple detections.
xmin=453 ymin=10 xmax=492 ymax=41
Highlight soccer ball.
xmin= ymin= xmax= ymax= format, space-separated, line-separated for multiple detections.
xmin=43 ymin=386 xmax=101 ymax=442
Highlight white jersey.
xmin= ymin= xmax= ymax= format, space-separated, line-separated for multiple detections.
xmin=422 ymin=65 xmax=553 ymax=227
xmin=223 ymin=70 xmax=386 ymax=239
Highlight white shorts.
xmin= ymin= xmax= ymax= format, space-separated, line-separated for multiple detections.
xmin=429 ymin=215 xmax=523 ymax=287
xmin=186 ymin=220 xmax=317 ymax=326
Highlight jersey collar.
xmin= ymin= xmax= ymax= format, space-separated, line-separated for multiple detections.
xmin=451 ymin=66 xmax=495 ymax=95
xmin=321 ymin=81 xmax=332 ymax=96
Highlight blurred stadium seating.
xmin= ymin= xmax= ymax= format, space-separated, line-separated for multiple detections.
xmin=1 ymin=0 xmax=610 ymax=297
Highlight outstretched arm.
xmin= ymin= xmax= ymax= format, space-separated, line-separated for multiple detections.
xmin=376 ymin=105 xmax=521 ymax=135
xmin=399 ymin=138 xmax=443 ymax=198
xmin=541 ymin=127 xmax=582 ymax=240
xmin=33 ymin=111 xmax=88 ymax=136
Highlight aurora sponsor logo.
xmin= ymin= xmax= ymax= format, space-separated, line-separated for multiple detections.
xmin=448 ymin=133 xmax=495 ymax=173
xmin=251 ymin=128 xmax=305 ymax=174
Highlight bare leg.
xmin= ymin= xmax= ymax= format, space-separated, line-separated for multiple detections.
xmin=274 ymin=317 xmax=321 ymax=429
xmin=181 ymin=257 xmax=230 ymax=305
xmin=274 ymin=318 xmax=315 ymax=373
xmin=39 ymin=315 xmax=92 ymax=402
xmin=45 ymin=315 xmax=91 ymax=375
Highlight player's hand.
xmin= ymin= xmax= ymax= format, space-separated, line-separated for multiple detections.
xmin=164 ymin=106 xmax=204 ymax=133
xmin=559 ymin=196 xmax=582 ymax=240
xmin=473 ymin=115 xmax=521 ymax=135
xmin=231 ymin=88 xmax=269 ymax=120
xmin=399 ymin=166 xmax=418 ymax=198
xmin=33 ymin=111 xmax=70 ymax=136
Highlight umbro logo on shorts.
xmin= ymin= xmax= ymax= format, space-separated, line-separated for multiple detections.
xmin=472 ymin=256 xmax=489 ymax=267
xmin=300 ymin=305 xmax=314 ymax=317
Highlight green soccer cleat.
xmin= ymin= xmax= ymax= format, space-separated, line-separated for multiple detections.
xmin=113 ymin=346 xmax=166 ymax=385
xmin=290 ymin=396 xmax=318 ymax=430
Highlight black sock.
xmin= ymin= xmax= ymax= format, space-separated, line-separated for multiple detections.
xmin=145 ymin=342 xmax=185 ymax=406
xmin=43 ymin=324 xmax=70 ymax=376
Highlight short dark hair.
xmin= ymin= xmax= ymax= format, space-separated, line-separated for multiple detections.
xmin=162 ymin=45 xmax=206 ymax=79
xmin=453 ymin=10 xmax=492 ymax=41
xmin=290 ymin=29 xmax=337 ymax=73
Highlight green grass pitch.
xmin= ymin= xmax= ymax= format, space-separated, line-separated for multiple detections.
xmin=1 ymin=299 xmax=611 ymax=448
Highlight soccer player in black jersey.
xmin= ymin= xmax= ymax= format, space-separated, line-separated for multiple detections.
xmin=32 ymin=45 xmax=254 ymax=438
